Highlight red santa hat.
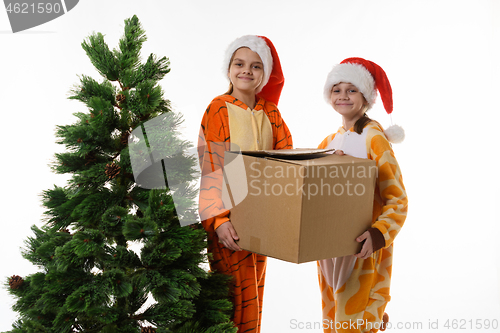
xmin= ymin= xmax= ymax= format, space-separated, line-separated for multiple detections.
xmin=324 ymin=57 xmax=404 ymax=143
xmin=223 ymin=35 xmax=284 ymax=105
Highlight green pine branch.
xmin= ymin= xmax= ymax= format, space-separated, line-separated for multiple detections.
xmin=5 ymin=15 xmax=236 ymax=333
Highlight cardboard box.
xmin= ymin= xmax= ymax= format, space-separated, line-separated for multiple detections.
xmin=222 ymin=149 xmax=377 ymax=263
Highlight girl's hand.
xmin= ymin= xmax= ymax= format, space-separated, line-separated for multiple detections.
xmin=215 ymin=221 xmax=242 ymax=251
xmin=354 ymin=231 xmax=373 ymax=259
xmin=334 ymin=150 xmax=345 ymax=156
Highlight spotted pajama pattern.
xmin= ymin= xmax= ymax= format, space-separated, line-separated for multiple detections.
xmin=316 ymin=122 xmax=408 ymax=333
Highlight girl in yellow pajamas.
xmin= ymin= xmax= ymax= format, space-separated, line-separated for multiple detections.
xmin=317 ymin=58 xmax=408 ymax=333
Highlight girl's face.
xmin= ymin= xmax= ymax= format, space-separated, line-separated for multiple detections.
xmin=228 ymin=47 xmax=264 ymax=95
xmin=330 ymin=82 xmax=368 ymax=118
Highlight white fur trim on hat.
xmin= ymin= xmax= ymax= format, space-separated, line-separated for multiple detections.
xmin=223 ymin=35 xmax=273 ymax=94
xmin=324 ymin=63 xmax=376 ymax=109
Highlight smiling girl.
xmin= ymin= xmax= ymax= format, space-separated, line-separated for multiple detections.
xmin=317 ymin=58 xmax=408 ymax=333
xmin=198 ymin=35 xmax=293 ymax=332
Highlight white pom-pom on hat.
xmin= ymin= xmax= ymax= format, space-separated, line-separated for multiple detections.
xmin=384 ymin=124 xmax=405 ymax=144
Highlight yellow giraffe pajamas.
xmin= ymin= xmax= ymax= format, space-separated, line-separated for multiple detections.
xmin=317 ymin=122 xmax=408 ymax=333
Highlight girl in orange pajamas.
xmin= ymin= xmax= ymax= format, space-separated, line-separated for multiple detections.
xmin=317 ymin=58 xmax=408 ymax=333
xmin=198 ymin=35 xmax=293 ymax=332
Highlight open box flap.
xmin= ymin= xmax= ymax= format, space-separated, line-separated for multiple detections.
xmin=233 ymin=148 xmax=335 ymax=164
xmin=239 ymin=148 xmax=335 ymax=157
xmin=229 ymin=148 xmax=375 ymax=167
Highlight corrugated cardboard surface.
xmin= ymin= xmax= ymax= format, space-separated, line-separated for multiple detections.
xmin=223 ymin=150 xmax=376 ymax=264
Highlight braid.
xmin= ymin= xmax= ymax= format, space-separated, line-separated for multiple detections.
xmin=354 ymin=113 xmax=372 ymax=134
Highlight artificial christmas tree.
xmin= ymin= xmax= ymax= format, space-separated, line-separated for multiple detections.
xmin=5 ymin=15 xmax=236 ymax=333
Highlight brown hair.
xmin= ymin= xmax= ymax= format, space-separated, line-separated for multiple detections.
xmin=353 ymin=112 xmax=382 ymax=134
xmin=225 ymin=82 xmax=234 ymax=95
xmin=224 ymin=47 xmax=247 ymax=95
xmin=353 ymin=114 xmax=372 ymax=134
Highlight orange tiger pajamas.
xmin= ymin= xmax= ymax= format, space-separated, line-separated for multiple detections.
xmin=198 ymin=95 xmax=293 ymax=332
xmin=317 ymin=122 xmax=407 ymax=333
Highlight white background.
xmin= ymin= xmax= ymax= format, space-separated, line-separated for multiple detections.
xmin=1 ymin=0 xmax=500 ymax=332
